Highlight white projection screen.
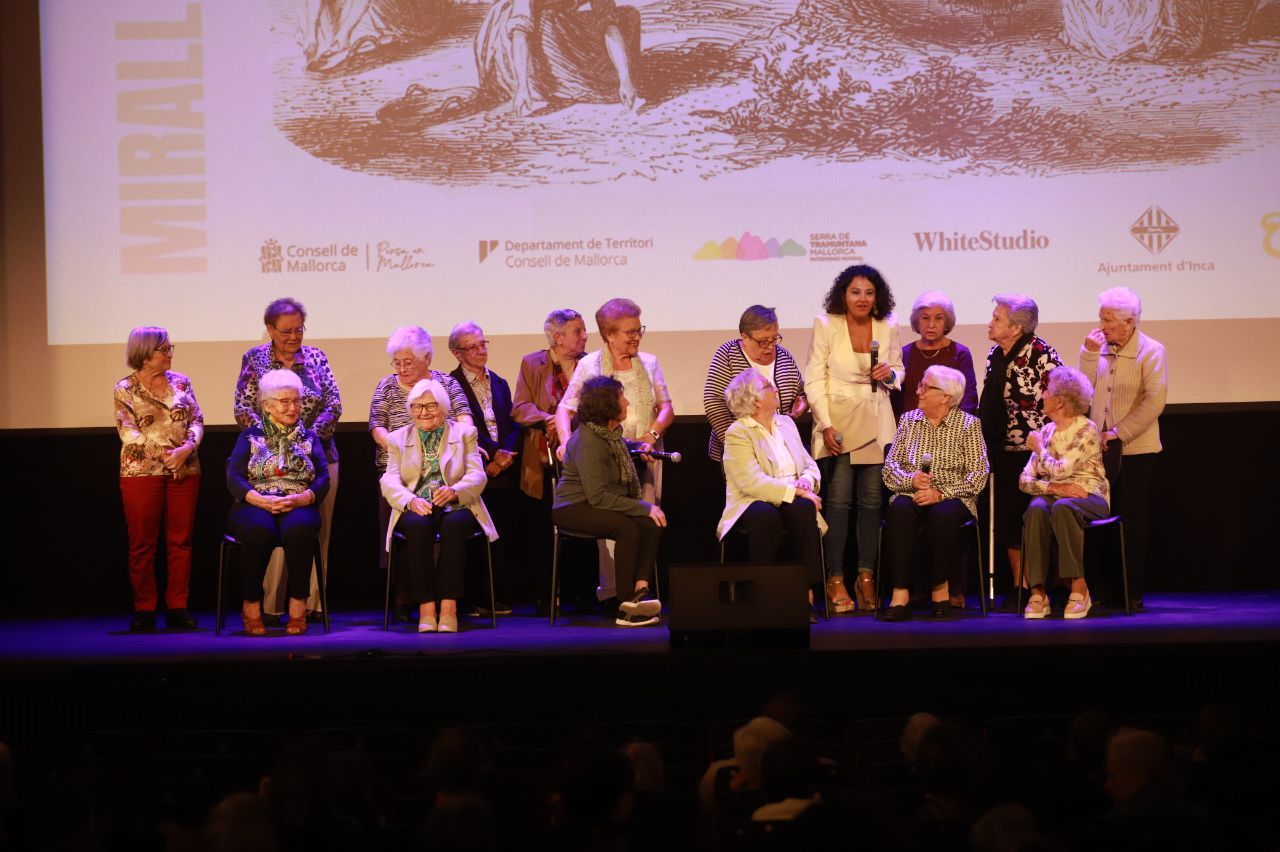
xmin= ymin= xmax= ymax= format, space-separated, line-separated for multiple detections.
xmin=10 ymin=0 xmax=1280 ymax=428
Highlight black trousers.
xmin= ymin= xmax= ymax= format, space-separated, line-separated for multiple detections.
xmin=728 ymin=500 xmax=824 ymax=585
xmin=1115 ymin=452 xmax=1156 ymax=602
xmin=885 ymin=495 xmax=970 ymax=592
xmin=395 ymin=508 xmax=481 ymax=602
xmin=552 ymin=502 xmax=660 ymax=598
xmin=227 ymin=503 xmax=321 ymax=603
xmin=992 ymin=449 xmax=1032 ymax=549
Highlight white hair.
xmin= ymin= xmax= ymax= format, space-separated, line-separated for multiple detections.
xmin=448 ymin=321 xmax=484 ymax=352
xmin=1098 ymin=287 xmax=1142 ymax=320
xmin=909 ymin=291 xmax=957 ymax=335
xmin=732 ymin=717 xmax=792 ymax=788
xmin=543 ymin=309 xmax=583 ymax=345
xmin=258 ymin=369 xmax=303 ymax=404
xmin=992 ymin=293 xmax=1039 ymax=334
xmin=923 ymin=365 xmax=966 ymax=409
xmin=405 ymin=378 xmax=450 ymax=413
xmin=724 ymin=369 xmax=772 ymax=419
xmin=385 ymin=326 xmax=433 ymax=360
xmin=1046 ymin=366 xmax=1094 ymax=416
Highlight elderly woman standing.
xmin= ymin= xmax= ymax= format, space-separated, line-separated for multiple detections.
xmin=234 ymin=297 xmax=341 ymax=619
xmin=512 ymin=308 xmax=589 ymax=498
xmin=703 ymin=305 xmax=807 ymax=463
xmin=899 ymin=291 xmax=979 ymax=417
xmin=381 ymin=380 xmax=498 ymax=633
xmin=553 ymin=375 xmax=666 ymax=626
xmin=1079 ymin=287 xmax=1166 ymax=610
xmin=881 ymin=366 xmax=989 ymax=621
xmin=804 ymin=265 xmax=902 ymax=614
xmin=718 ymin=370 xmax=825 ymax=603
xmin=115 ymin=327 xmax=203 ymax=632
xmin=1018 ymin=367 xmax=1111 ymax=620
xmin=555 ymin=298 xmax=673 ymax=601
xmin=979 ymin=293 xmax=1062 ymax=598
xmin=226 ymin=370 xmax=329 ymax=636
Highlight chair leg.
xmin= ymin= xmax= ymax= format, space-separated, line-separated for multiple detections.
xmin=315 ymin=539 xmax=330 ymax=634
xmin=719 ymin=539 xmax=725 ymax=565
xmin=384 ymin=540 xmax=394 ymax=631
xmin=819 ymin=535 xmax=830 ymax=621
xmin=550 ymin=531 xmax=560 ymax=627
xmin=1118 ymin=521 xmax=1131 ymax=616
xmin=1016 ymin=527 xmax=1026 ymax=616
xmin=974 ymin=524 xmax=987 ymax=618
xmin=216 ymin=537 xmax=227 ymax=637
xmin=485 ymin=539 xmax=497 ymax=629
xmin=874 ymin=525 xmax=884 ymax=621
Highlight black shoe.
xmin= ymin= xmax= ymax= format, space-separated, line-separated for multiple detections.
xmin=307 ymin=610 xmax=324 ymax=623
xmin=619 ymin=587 xmax=662 ymax=617
xmin=129 ymin=611 xmax=156 ymax=632
xmin=931 ymin=601 xmax=952 ymax=619
xmin=396 ymin=604 xmax=416 ymax=624
xmin=477 ymin=601 xmax=513 ymax=617
xmin=882 ymin=605 xmax=910 ymax=622
xmin=164 ymin=609 xmax=198 ymax=630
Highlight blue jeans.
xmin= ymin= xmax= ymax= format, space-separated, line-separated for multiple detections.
xmin=820 ymin=457 xmax=883 ymax=578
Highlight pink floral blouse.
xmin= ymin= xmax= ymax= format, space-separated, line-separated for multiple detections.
xmin=114 ymin=371 xmax=204 ymax=477
xmin=1017 ymin=415 xmax=1109 ymax=509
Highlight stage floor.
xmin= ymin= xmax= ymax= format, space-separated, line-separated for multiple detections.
xmin=2 ymin=591 xmax=1278 ymax=666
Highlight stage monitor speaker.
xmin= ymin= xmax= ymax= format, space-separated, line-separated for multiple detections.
xmin=667 ymin=562 xmax=810 ymax=650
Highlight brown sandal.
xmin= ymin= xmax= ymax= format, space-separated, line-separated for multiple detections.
xmin=826 ymin=578 xmax=855 ymax=613
xmin=855 ymin=573 xmax=877 ymax=612
xmin=285 ymin=616 xmax=308 ymax=635
xmin=241 ymin=612 xmax=266 ymax=637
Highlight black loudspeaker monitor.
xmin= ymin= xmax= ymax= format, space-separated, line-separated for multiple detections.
xmin=667 ymin=562 xmax=810 ymax=649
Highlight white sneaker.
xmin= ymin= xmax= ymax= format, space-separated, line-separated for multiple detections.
xmin=615 ymin=612 xmax=659 ymax=627
xmin=1023 ymin=594 xmax=1049 ymax=620
xmin=1064 ymin=593 xmax=1092 ymax=620
xmin=619 ymin=588 xmax=662 ymax=617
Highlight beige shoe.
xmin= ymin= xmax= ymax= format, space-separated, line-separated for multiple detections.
xmin=1023 ymin=593 xmax=1049 ymax=620
xmin=417 ymin=614 xmax=437 ymax=633
xmin=437 ymin=613 xmax=458 ymax=633
xmin=1064 ymin=592 xmax=1092 ymax=620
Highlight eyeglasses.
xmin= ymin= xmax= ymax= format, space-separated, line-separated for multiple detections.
xmin=391 ymin=358 xmax=421 ymax=370
xmin=918 ymin=383 xmax=942 ymax=395
xmin=746 ymin=333 xmax=783 ymax=347
xmin=269 ymin=396 xmax=302 ymax=408
xmin=615 ymin=326 xmax=646 ymax=340
xmin=454 ymin=339 xmax=490 ymax=353
xmin=273 ymin=325 xmax=306 ymax=337
xmin=410 ymin=402 xmax=441 ymax=414
xmin=155 ymin=344 xmax=176 ymax=355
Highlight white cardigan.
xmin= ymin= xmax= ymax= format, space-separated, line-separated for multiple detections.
xmin=803 ymin=313 xmax=902 ymax=461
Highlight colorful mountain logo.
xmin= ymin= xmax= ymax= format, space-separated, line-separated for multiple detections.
xmin=694 ymin=232 xmax=806 ymax=260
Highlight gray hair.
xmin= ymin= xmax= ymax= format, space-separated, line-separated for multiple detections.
xmin=1046 ymin=366 xmax=1094 ymax=416
xmin=543 ymin=309 xmax=583 ymax=345
xmin=724 ymin=369 xmax=772 ymax=418
xmin=923 ymin=365 xmax=966 ymax=409
xmin=909 ymin=291 xmax=957 ymax=335
xmin=385 ymin=326 xmax=433 ymax=360
xmin=594 ymin=297 xmax=641 ymax=336
xmin=992 ymin=293 xmax=1039 ymax=335
xmin=447 ymin=321 xmax=484 ymax=352
xmin=259 ymin=369 xmax=303 ymax=404
xmin=738 ymin=305 xmax=778 ymax=336
xmin=125 ymin=326 xmax=169 ymax=370
xmin=732 ymin=717 xmax=792 ymax=788
xmin=1098 ymin=287 xmax=1142 ymax=320
xmin=406 ymin=378 xmax=450 ymax=413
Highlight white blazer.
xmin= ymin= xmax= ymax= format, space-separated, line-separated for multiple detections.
xmin=803 ymin=313 xmax=902 ymax=460
xmin=380 ymin=421 xmax=498 ymax=551
xmin=718 ymin=415 xmax=828 ymax=540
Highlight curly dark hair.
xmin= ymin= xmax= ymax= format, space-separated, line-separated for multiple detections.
xmin=822 ymin=265 xmax=895 ymax=319
xmin=577 ymin=375 xmax=624 ymax=426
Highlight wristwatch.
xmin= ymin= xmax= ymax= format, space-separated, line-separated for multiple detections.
xmin=648 ymin=429 xmax=660 ymax=442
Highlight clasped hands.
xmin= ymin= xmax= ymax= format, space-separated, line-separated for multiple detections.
xmin=407 ymin=486 xmax=459 ymax=516
xmin=162 ymin=443 xmax=194 ymax=479
xmin=484 ymin=448 xmax=517 ymax=478
xmin=247 ymin=489 xmax=314 ymax=513
xmin=793 ymin=476 xmax=822 ymax=509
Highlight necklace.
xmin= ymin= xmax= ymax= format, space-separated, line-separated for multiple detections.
xmin=916 ymin=340 xmax=948 ymax=360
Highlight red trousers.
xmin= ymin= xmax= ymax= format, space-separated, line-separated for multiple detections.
xmin=119 ymin=474 xmax=200 ymax=611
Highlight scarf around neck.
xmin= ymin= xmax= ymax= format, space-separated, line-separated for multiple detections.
xmin=586 ymin=422 xmax=641 ymax=499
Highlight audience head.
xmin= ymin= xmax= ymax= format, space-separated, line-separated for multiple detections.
xmin=759 ymin=692 xmax=810 ymax=738
xmin=1104 ymin=728 xmax=1167 ymax=806
xmin=262 ymin=738 xmax=330 ymax=833
xmin=1067 ymin=710 xmax=1117 ymax=779
xmin=422 ymin=796 xmax=497 ymax=852
xmin=738 ymin=305 xmax=783 ymax=366
xmin=759 ymin=737 xmax=817 ymax=804
xmin=915 ymin=721 xmax=983 ymax=799
xmin=544 ymin=309 xmax=588 ymax=358
xmin=969 ymin=804 xmax=1044 ymax=852
xmin=1044 ymin=366 xmax=1093 ymax=418
xmin=621 ymin=742 xmax=665 ymax=793
xmin=724 ymin=369 xmax=775 ymax=419
xmin=206 ymin=792 xmax=279 ymax=852
xmin=900 ymin=712 xmax=941 ymax=763
xmin=920 ymin=365 xmax=966 ymax=410
xmin=125 ymin=326 xmax=172 ymax=370
xmin=823 ymin=264 xmax=895 ymax=319
xmin=910 ymin=291 xmax=957 ymax=339
xmin=448 ymin=321 xmax=489 ymax=372
xmin=577 ymin=375 xmax=625 ymax=427
xmin=428 ymin=728 xmax=488 ymax=798
xmin=732 ymin=717 xmax=792 ymax=789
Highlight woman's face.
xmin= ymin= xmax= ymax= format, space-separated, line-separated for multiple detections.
xmin=264 ymin=389 xmax=302 ymax=427
xmin=741 ymin=323 xmax=780 ymax=366
xmin=1098 ymin=308 xmax=1135 ymax=348
xmin=987 ymin=305 xmax=1020 ymax=346
xmin=142 ymin=339 xmax=174 ymax=373
xmin=606 ymin=315 xmax=643 ymax=359
xmin=411 ymin=396 xmax=445 ymax=431
xmin=1043 ymin=391 xmax=1068 ymax=420
xmin=554 ymin=318 xmax=589 ymax=359
xmin=916 ymin=306 xmax=948 ymax=346
xmin=844 ymin=277 xmax=877 ymax=319
xmin=452 ymin=330 xmax=489 ymax=374
xmin=391 ymin=348 xmax=431 ymax=386
xmin=754 ymin=383 xmax=779 ymax=418
xmin=268 ymin=311 xmax=305 ymax=358
xmin=917 ymin=379 xmax=950 ymax=417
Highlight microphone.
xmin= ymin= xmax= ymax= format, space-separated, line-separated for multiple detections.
xmin=631 ymin=449 xmax=682 ymax=463
xmin=921 ymin=453 xmax=933 ymax=474
xmin=833 ymin=431 xmax=844 ymax=447
xmin=869 ymin=340 xmax=880 ymax=392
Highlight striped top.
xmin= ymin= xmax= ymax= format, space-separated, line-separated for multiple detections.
xmin=703 ymin=339 xmax=804 ymax=462
xmin=1078 ymin=329 xmax=1166 ymax=456
xmin=367 ymin=371 xmax=470 ymax=470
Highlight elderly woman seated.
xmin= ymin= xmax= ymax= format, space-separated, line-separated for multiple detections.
xmin=1019 ymin=366 xmax=1111 ymax=620
xmin=226 ymin=369 xmax=330 ymax=636
xmin=552 ymin=375 xmax=667 ymax=627
xmin=381 ymin=379 xmax=498 ymax=633
xmin=717 ymin=369 xmax=826 ymax=610
xmin=880 ymin=366 xmax=989 ymax=621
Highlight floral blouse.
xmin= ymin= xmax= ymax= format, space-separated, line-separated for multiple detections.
xmin=882 ymin=407 xmax=989 ymax=519
xmin=1018 ymin=415 xmax=1110 ymax=508
xmin=114 ymin=371 xmax=203 ymax=477
xmin=234 ymin=344 xmax=342 ymax=463
xmin=368 ymin=371 xmax=469 ymax=470
xmin=983 ymin=335 xmax=1063 ymax=451
xmin=227 ymin=419 xmax=329 ymax=500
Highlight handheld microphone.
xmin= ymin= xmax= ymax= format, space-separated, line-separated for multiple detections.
xmin=921 ymin=453 xmax=933 ymax=474
xmin=833 ymin=431 xmax=844 ymax=447
xmin=869 ymin=340 xmax=880 ymax=392
xmin=632 ymin=449 xmax=682 ymax=463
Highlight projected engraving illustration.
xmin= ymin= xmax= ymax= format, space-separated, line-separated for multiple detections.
xmin=273 ymin=0 xmax=1280 ymax=185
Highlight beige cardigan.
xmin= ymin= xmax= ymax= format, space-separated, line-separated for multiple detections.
xmin=380 ymin=421 xmax=498 ymax=551
xmin=803 ymin=313 xmax=902 ymax=461
xmin=718 ymin=414 xmax=827 ymax=540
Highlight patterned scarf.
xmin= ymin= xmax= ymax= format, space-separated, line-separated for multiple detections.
xmin=599 ymin=347 xmax=654 ymax=439
xmin=587 ymin=422 xmax=641 ymax=499
xmin=262 ymin=414 xmax=301 ymax=477
xmin=415 ymin=426 xmax=445 ymax=499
